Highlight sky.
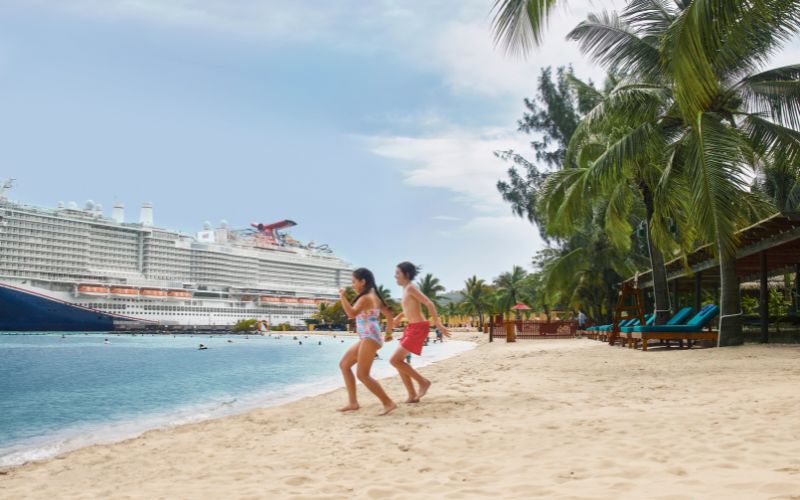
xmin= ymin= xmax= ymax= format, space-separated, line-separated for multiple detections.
xmin=0 ymin=1 xmax=798 ymax=294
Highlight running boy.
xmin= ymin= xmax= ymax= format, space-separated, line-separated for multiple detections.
xmin=390 ymin=261 xmax=450 ymax=403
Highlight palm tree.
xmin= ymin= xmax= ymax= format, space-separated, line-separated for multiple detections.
xmin=444 ymin=301 xmax=461 ymax=325
xmin=537 ymin=220 xmax=640 ymax=323
xmin=460 ymin=276 xmax=492 ymax=329
xmin=564 ymin=1 xmax=800 ymax=344
xmin=376 ymin=284 xmax=401 ymax=314
xmin=537 ymin=73 xmax=673 ymax=324
xmin=494 ymin=266 xmax=529 ymax=318
xmin=417 ymin=273 xmax=446 ymax=304
xmin=417 ymin=273 xmax=446 ymax=317
xmin=376 ymin=284 xmax=392 ymax=302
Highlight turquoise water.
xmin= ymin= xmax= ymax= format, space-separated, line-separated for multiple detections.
xmin=0 ymin=332 xmax=473 ymax=468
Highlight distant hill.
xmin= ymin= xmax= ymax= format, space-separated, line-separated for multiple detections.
xmin=438 ymin=291 xmax=463 ymax=305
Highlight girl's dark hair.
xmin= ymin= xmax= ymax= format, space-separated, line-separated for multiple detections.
xmin=396 ymin=261 xmax=420 ymax=281
xmin=352 ymin=268 xmax=387 ymax=308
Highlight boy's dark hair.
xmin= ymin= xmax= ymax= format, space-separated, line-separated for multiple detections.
xmin=396 ymin=261 xmax=421 ymax=281
xmin=351 ymin=268 xmax=387 ymax=308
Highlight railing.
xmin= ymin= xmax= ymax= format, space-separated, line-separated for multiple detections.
xmin=489 ymin=320 xmax=577 ymax=341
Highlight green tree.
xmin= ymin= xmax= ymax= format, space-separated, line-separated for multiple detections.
xmin=496 ymin=66 xmax=600 ymax=239
xmin=233 ymin=319 xmax=258 ymax=332
xmin=539 ymin=70 xmax=687 ymax=325
xmin=494 ymin=265 xmax=529 ymax=318
xmin=460 ymin=276 xmax=492 ymax=328
xmin=417 ymin=273 xmax=446 ymax=316
xmin=565 ymin=0 xmax=800 ymax=344
xmin=417 ymin=273 xmax=446 ymax=304
xmin=443 ymin=301 xmax=461 ymax=325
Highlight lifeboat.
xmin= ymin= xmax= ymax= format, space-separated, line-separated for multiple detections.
xmin=168 ymin=290 xmax=192 ymax=299
xmin=279 ymin=297 xmax=299 ymax=304
xmin=110 ymin=286 xmax=139 ymax=296
xmin=260 ymin=296 xmax=282 ymax=303
xmin=77 ymin=285 xmax=110 ymax=295
xmin=141 ymin=288 xmax=168 ymax=298
xmin=298 ymin=298 xmax=315 ymax=305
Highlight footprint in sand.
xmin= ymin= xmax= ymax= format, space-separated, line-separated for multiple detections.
xmin=283 ymin=475 xmax=313 ymax=486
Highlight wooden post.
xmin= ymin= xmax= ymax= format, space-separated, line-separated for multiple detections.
xmin=760 ymin=250 xmax=769 ymax=344
xmin=489 ymin=315 xmax=493 ymax=343
xmin=791 ymin=263 xmax=800 ymax=316
xmin=505 ymin=320 xmax=516 ymax=342
xmin=694 ymin=271 xmax=702 ymax=313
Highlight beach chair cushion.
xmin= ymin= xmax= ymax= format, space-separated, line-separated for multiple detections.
xmin=620 ymin=307 xmax=693 ymax=333
xmin=630 ymin=305 xmax=719 ymax=333
xmin=597 ymin=317 xmax=639 ymax=332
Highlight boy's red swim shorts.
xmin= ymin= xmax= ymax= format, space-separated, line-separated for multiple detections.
xmin=400 ymin=321 xmax=430 ymax=355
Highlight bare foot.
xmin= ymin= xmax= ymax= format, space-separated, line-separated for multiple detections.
xmin=378 ymin=402 xmax=398 ymax=416
xmin=416 ymin=379 xmax=431 ymax=401
xmin=405 ymin=396 xmax=419 ymax=404
xmin=337 ymin=404 xmax=360 ymax=412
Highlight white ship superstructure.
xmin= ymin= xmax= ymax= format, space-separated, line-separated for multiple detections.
xmin=0 ymin=182 xmax=351 ymax=330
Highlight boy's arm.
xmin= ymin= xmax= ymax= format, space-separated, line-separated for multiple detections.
xmin=393 ymin=311 xmax=405 ymax=324
xmin=408 ymin=286 xmax=451 ymax=337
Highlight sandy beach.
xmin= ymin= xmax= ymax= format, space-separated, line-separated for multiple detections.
xmin=2 ymin=333 xmax=799 ymax=499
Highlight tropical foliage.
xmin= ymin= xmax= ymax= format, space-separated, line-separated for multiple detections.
xmin=459 ymin=276 xmax=493 ymax=328
xmin=492 ymin=0 xmax=800 ymax=345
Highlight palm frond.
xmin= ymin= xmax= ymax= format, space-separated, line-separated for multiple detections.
xmin=737 ymin=64 xmax=800 ymax=129
xmin=685 ymin=113 xmax=751 ymax=256
xmin=568 ymin=11 xmax=661 ymax=79
xmin=491 ymin=0 xmax=560 ymax=56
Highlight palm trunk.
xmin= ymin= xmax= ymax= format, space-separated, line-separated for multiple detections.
xmin=605 ymin=286 xmax=615 ymax=323
xmin=641 ymin=182 xmax=670 ymax=325
xmin=717 ymin=247 xmax=743 ymax=346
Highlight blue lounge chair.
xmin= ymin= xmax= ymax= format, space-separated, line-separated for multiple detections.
xmin=618 ymin=307 xmax=694 ymax=347
xmin=606 ymin=314 xmax=655 ymax=345
xmin=629 ymin=305 xmax=720 ymax=351
xmin=587 ymin=318 xmax=636 ymax=341
xmin=596 ymin=317 xmax=642 ymax=332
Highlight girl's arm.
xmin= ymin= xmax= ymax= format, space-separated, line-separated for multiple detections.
xmin=381 ymin=305 xmax=394 ymax=340
xmin=408 ymin=286 xmax=451 ymax=337
xmin=339 ymin=289 xmax=369 ymax=319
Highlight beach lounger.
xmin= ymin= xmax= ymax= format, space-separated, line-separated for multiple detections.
xmin=588 ymin=317 xmax=644 ymax=340
xmin=608 ymin=314 xmax=655 ymax=345
xmin=628 ymin=305 xmax=720 ymax=351
xmin=618 ymin=307 xmax=694 ymax=348
xmin=599 ymin=316 xmax=650 ymax=342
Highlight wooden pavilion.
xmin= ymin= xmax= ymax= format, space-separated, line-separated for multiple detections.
xmin=624 ymin=213 xmax=800 ymax=343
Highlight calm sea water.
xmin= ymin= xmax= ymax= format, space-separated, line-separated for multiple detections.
xmin=0 ymin=332 xmax=473 ymax=468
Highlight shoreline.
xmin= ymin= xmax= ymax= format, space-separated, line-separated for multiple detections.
xmin=2 ymin=337 xmax=799 ymax=498
xmin=0 ymin=332 xmax=481 ymax=471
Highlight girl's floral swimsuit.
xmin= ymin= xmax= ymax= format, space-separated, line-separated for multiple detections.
xmin=356 ymin=308 xmax=383 ymax=347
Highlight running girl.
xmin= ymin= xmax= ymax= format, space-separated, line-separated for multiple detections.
xmin=390 ymin=262 xmax=450 ymax=403
xmin=337 ymin=268 xmax=397 ymax=416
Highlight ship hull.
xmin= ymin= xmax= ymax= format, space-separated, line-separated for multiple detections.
xmin=0 ymin=283 xmax=122 ymax=331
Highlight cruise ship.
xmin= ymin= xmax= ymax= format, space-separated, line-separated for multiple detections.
xmin=0 ymin=180 xmax=351 ymax=331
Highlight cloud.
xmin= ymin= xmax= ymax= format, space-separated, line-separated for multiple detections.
xmin=424 ymin=214 xmax=546 ymax=288
xmin=432 ymin=215 xmax=461 ymax=221
xmin=364 ymin=125 xmax=532 ymax=213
